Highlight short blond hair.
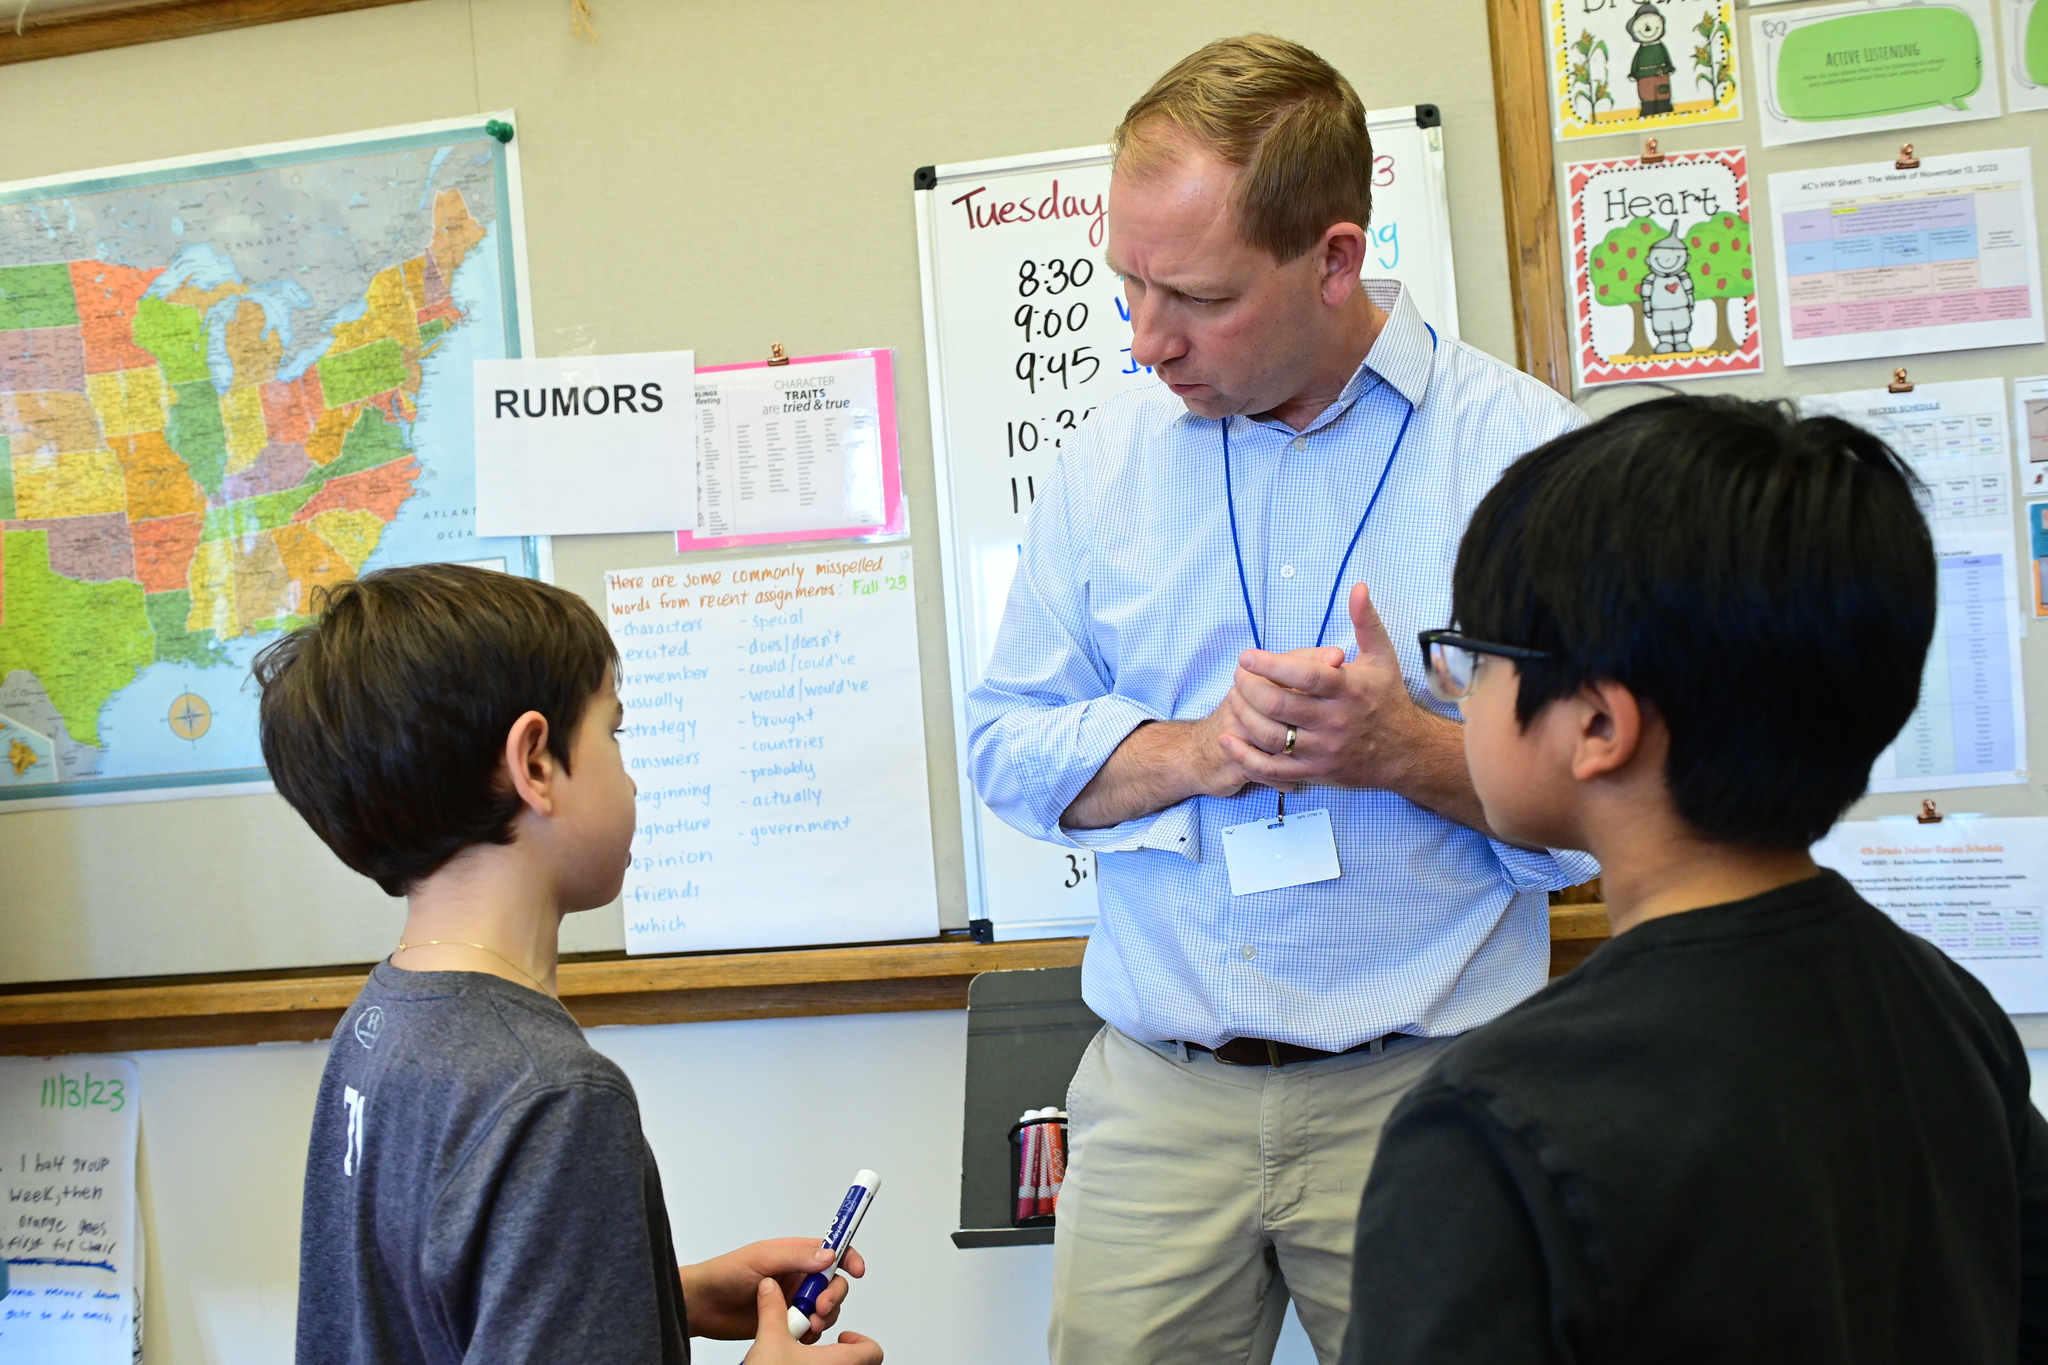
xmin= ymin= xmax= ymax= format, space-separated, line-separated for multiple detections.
xmin=1113 ymin=35 xmax=1373 ymax=263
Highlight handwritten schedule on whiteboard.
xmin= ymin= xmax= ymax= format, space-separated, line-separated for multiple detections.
xmin=606 ymin=546 xmax=939 ymax=954
xmin=0 ymin=1056 xmax=140 ymax=1365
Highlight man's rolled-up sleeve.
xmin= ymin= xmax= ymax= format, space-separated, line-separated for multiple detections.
xmin=1490 ymin=843 xmax=1600 ymax=895
xmin=966 ymin=440 xmax=1198 ymax=857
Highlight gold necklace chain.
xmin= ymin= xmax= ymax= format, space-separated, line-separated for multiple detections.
xmin=394 ymin=939 xmax=551 ymax=994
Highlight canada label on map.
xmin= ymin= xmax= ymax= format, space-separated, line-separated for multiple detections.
xmin=0 ymin=116 xmax=537 ymax=803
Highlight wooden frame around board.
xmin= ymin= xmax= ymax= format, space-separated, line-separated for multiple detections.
xmin=1486 ymin=0 xmax=1575 ymax=396
xmin=0 ymin=0 xmax=1590 ymax=1051
xmin=0 ymin=0 xmax=415 ymax=65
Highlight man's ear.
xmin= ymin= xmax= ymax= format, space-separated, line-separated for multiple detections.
xmin=1570 ymin=679 xmax=1649 ymax=783
xmin=501 ymin=710 xmax=558 ymax=818
xmin=1316 ymin=222 xmax=1368 ymax=308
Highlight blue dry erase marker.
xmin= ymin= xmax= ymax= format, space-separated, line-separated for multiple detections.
xmin=787 ymin=1169 xmax=881 ymax=1337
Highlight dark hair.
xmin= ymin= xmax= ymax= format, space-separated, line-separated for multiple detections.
xmin=253 ymin=564 xmax=618 ymax=895
xmin=1453 ymin=394 xmax=1934 ymax=848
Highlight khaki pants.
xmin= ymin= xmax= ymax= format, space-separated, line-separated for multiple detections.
xmin=1048 ymin=1025 xmax=1451 ymax=1365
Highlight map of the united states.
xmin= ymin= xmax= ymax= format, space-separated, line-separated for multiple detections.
xmin=0 ymin=128 xmax=525 ymax=796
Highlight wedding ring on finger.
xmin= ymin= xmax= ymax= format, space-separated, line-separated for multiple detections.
xmin=1282 ymin=726 xmax=1297 ymax=756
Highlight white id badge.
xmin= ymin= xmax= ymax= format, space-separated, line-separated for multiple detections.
xmin=1219 ymin=808 xmax=1342 ymax=896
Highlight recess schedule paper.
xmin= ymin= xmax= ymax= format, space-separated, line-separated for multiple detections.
xmin=1813 ymin=817 xmax=2048 ymax=1012
xmin=1800 ymin=381 xmax=2027 ymax=792
xmin=605 ymin=546 xmax=939 ymax=954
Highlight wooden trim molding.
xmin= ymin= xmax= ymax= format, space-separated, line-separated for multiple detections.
xmin=0 ymin=0 xmax=417 ymax=66
xmin=1485 ymin=0 xmax=1575 ymax=395
xmin=0 ymin=908 xmax=1613 ymax=1056
xmin=0 ymin=937 xmax=1089 ymax=1056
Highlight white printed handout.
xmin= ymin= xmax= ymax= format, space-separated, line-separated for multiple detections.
xmin=1812 ymin=816 xmax=2048 ymax=1011
xmin=606 ymin=546 xmax=938 ymax=954
xmin=473 ymin=350 xmax=697 ymax=535
xmin=688 ymin=354 xmax=894 ymax=544
xmin=0 ymin=1056 xmax=140 ymax=1365
xmin=1769 ymin=149 xmax=2045 ymax=367
xmin=1753 ymin=0 xmax=2003 ymax=146
xmin=1801 ymin=382 xmax=2027 ymax=792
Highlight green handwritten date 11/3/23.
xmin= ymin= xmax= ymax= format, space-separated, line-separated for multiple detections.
xmin=40 ymin=1071 xmax=127 ymax=1113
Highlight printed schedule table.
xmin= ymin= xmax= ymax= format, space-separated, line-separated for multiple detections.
xmin=1801 ymin=379 xmax=2028 ymax=791
xmin=1887 ymin=554 xmax=2020 ymax=782
xmin=1781 ymin=184 xmax=2032 ymax=340
xmin=1769 ymin=150 xmax=2045 ymax=366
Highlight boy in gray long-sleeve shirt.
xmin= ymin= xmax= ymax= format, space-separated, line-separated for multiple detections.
xmin=257 ymin=565 xmax=883 ymax=1365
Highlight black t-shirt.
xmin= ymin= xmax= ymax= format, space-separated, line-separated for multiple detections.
xmin=1344 ymin=870 xmax=2048 ymax=1365
xmin=297 ymin=964 xmax=690 ymax=1365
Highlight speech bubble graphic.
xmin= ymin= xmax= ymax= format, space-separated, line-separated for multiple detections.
xmin=1774 ymin=5 xmax=1983 ymax=120
xmin=2026 ymin=0 xmax=2048 ymax=85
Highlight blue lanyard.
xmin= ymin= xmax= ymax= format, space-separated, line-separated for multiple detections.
xmin=1223 ymin=328 xmax=1433 ymax=654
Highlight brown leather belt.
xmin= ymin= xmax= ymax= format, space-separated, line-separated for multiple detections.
xmin=1180 ymin=1035 xmax=1398 ymax=1067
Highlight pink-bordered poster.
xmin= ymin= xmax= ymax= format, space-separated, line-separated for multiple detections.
xmin=676 ymin=348 xmax=906 ymax=551
xmin=1566 ymin=146 xmax=1763 ymax=387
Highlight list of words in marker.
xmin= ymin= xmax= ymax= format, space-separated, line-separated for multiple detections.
xmin=605 ymin=546 xmax=939 ymax=954
xmin=1 ymin=1055 xmax=140 ymax=1365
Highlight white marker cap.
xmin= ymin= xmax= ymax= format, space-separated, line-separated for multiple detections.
xmin=789 ymin=1306 xmax=811 ymax=1338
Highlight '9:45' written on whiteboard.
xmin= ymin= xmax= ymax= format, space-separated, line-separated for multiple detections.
xmin=996 ymin=248 xmax=1144 ymax=519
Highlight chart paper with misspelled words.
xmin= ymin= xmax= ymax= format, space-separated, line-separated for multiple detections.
xmin=1801 ymin=381 xmax=2027 ymax=792
xmin=1769 ymin=150 xmax=2044 ymax=367
xmin=1812 ymin=816 xmax=2048 ymax=1011
xmin=0 ymin=1056 xmax=140 ymax=1365
xmin=606 ymin=546 xmax=938 ymax=954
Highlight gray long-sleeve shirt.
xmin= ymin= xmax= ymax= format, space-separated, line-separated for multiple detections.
xmin=297 ymin=964 xmax=689 ymax=1365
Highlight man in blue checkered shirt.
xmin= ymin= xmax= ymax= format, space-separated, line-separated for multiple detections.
xmin=965 ymin=36 xmax=1598 ymax=1365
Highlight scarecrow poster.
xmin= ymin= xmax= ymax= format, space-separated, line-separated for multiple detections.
xmin=1551 ymin=0 xmax=1743 ymax=139
xmin=1566 ymin=146 xmax=1764 ymax=386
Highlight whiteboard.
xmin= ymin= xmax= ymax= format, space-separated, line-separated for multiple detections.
xmin=915 ymin=107 xmax=1461 ymax=940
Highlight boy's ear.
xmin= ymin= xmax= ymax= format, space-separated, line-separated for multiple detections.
xmin=1570 ymin=679 xmax=1649 ymax=783
xmin=502 ymin=710 xmax=558 ymax=817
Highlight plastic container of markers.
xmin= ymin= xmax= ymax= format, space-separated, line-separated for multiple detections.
xmin=1008 ymin=1108 xmax=1068 ymax=1227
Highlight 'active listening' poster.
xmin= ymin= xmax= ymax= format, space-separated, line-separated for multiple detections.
xmin=1566 ymin=146 xmax=1762 ymax=387
xmin=1753 ymin=0 xmax=2002 ymax=146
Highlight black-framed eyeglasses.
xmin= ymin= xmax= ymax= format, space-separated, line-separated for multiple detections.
xmin=1417 ymin=629 xmax=1553 ymax=703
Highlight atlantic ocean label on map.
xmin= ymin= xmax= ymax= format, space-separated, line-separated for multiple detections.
xmin=0 ymin=119 xmax=533 ymax=800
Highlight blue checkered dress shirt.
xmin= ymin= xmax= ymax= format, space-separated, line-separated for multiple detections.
xmin=966 ymin=282 xmax=1600 ymax=1050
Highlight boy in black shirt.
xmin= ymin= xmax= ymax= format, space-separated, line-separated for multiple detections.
xmin=1344 ymin=396 xmax=2048 ymax=1364
xmin=256 ymin=565 xmax=882 ymax=1365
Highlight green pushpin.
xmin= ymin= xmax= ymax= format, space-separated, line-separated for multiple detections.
xmin=484 ymin=120 xmax=514 ymax=143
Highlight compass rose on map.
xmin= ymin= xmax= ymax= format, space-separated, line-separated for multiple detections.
xmin=168 ymin=694 xmax=213 ymax=742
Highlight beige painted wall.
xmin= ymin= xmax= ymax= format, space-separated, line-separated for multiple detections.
xmin=0 ymin=0 xmax=1524 ymax=981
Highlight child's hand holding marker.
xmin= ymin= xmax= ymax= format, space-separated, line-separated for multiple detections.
xmin=680 ymin=1238 xmax=866 ymax=1340
xmin=733 ymin=1171 xmax=883 ymax=1362
xmin=745 ymin=1279 xmax=883 ymax=1364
